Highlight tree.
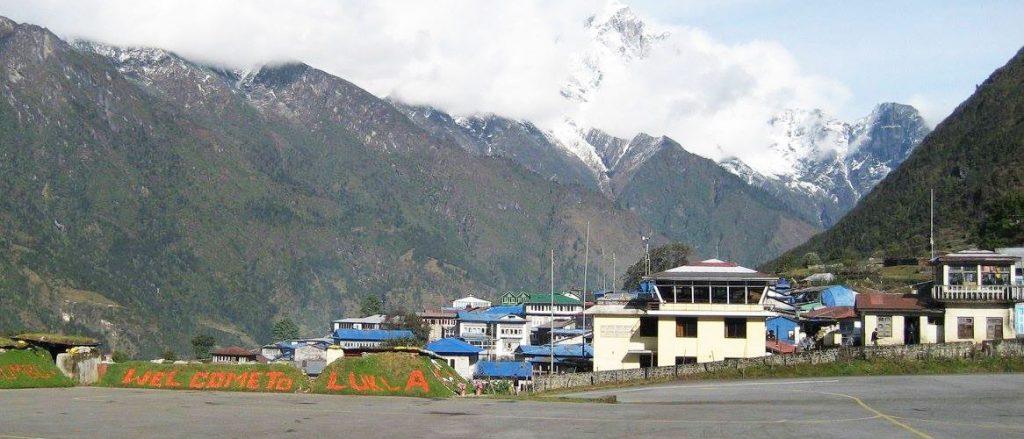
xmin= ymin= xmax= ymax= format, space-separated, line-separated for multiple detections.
xmin=802 ymin=252 xmax=822 ymax=268
xmin=271 ymin=318 xmax=300 ymax=341
xmin=978 ymin=192 xmax=1024 ymax=249
xmin=359 ymin=294 xmax=385 ymax=316
xmin=400 ymin=312 xmax=429 ymax=345
xmin=161 ymin=349 xmax=177 ymax=362
xmin=191 ymin=334 xmax=215 ymax=360
xmin=621 ymin=243 xmax=693 ymax=290
xmin=110 ymin=351 xmax=130 ymax=363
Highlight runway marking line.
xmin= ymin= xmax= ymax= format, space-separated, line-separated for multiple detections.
xmin=812 ymin=391 xmax=934 ymax=439
xmin=609 ymin=379 xmax=840 ymax=394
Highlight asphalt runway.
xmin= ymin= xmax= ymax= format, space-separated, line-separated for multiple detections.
xmin=2 ymin=374 xmax=1022 ymax=438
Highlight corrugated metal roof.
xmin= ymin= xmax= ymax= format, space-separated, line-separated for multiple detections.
xmin=801 ymin=306 xmax=857 ymax=320
xmin=475 ymin=361 xmax=532 ymax=379
xmin=517 ymin=344 xmax=592 ymax=358
xmin=856 ymin=293 xmax=936 ymax=312
xmin=211 ymin=346 xmax=257 ymax=357
xmin=457 ymin=305 xmax=526 ymax=323
xmin=425 ymin=338 xmax=482 ymax=355
xmin=331 ymin=329 xmax=413 ymax=341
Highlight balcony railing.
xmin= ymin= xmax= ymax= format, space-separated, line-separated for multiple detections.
xmin=932 ymin=284 xmax=1024 ymax=302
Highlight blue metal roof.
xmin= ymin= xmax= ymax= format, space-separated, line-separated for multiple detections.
xmin=551 ymin=328 xmax=590 ymax=336
xmin=457 ymin=305 xmax=526 ymax=323
xmin=425 ymin=338 xmax=482 ymax=355
xmin=332 ymin=329 xmax=414 ymax=341
xmin=475 ymin=361 xmax=532 ymax=379
xmin=517 ymin=344 xmax=592 ymax=358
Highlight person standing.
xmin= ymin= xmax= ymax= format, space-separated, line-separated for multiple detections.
xmin=871 ymin=328 xmax=879 ymax=346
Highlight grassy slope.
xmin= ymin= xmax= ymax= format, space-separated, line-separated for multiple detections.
xmin=765 ymin=47 xmax=1024 ymax=271
xmin=0 ymin=349 xmax=75 ymax=388
xmin=311 ymin=352 xmax=466 ymax=398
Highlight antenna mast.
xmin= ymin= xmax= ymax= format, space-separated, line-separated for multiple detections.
xmin=930 ymin=188 xmax=935 ymax=259
xmin=549 ymin=249 xmax=555 ymax=376
xmin=582 ymin=221 xmax=590 ymax=359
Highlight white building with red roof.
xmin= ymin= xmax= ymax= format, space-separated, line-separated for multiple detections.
xmin=589 ymin=259 xmax=777 ymax=371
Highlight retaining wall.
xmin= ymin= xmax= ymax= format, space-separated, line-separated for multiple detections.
xmin=534 ymin=339 xmax=1024 ymax=392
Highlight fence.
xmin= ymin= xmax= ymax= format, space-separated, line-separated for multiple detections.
xmin=533 ymin=339 xmax=1024 ymax=392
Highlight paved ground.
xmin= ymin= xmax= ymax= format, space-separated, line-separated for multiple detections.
xmin=2 ymin=374 xmax=1022 ymax=438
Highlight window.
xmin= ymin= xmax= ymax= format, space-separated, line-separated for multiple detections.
xmin=711 ymin=286 xmax=728 ymax=304
xmin=876 ymin=316 xmax=892 ymax=338
xmin=724 ymin=318 xmax=746 ymax=338
xmin=958 ymin=317 xmax=974 ymax=339
xmin=986 ymin=318 xmax=1003 ymax=339
xmin=675 ymin=317 xmax=697 ymax=338
xmin=948 ymin=265 xmax=977 ymax=285
xmin=448 ymin=359 xmax=456 ymax=368
xmin=639 ymin=317 xmax=658 ymax=337
xmin=729 ymin=286 xmax=745 ymax=304
xmin=981 ymin=266 xmax=1011 ymax=286
xmin=675 ymin=356 xmax=697 ymax=365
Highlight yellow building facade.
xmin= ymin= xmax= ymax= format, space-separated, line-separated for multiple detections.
xmin=590 ymin=259 xmax=776 ymax=371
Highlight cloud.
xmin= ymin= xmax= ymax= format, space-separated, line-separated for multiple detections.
xmin=0 ymin=0 xmax=850 ymax=161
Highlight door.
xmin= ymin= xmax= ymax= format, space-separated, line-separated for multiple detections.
xmin=903 ymin=316 xmax=920 ymax=345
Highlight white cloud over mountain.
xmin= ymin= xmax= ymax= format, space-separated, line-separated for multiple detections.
xmin=0 ymin=0 xmax=850 ymax=160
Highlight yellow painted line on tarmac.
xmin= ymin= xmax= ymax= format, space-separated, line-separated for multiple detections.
xmin=890 ymin=415 xmax=1024 ymax=432
xmin=613 ymin=378 xmax=840 ymax=393
xmin=814 ymin=391 xmax=934 ymax=439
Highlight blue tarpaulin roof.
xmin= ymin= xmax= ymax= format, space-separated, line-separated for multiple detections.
xmin=332 ymin=329 xmax=413 ymax=341
xmin=475 ymin=361 xmax=532 ymax=379
xmin=517 ymin=344 xmax=592 ymax=358
xmin=821 ymin=285 xmax=857 ymax=307
xmin=425 ymin=338 xmax=482 ymax=355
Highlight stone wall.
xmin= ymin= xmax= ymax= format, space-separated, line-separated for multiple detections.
xmin=534 ymin=339 xmax=1023 ymax=392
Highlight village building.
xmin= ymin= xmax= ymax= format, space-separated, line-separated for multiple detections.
xmin=856 ymin=292 xmax=943 ymax=345
xmin=330 ymin=314 xmax=387 ymax=331
xmin=474 ymin=360 xmax=533 ymax=393
xmin=417 ymin=308 xmax=458 ymax=341
xmin=500 ymin=291 xmax=583 ymax=328
xmin=589 ymin=259 xmax=775 ymax=371
xmin=930 ymin=250 xmax=1022 ymax=342
xmin=331 ymin=329 xmax=413 ymax=349
xmin=210 ymin=347 xmax=263 ymax=364
xmin=799 ymin=306 xmax=859 ymax=347
xmin=425 ymin=337 xmax=482 ymax=380
xmin=452 ymin=294 xmax=492 ymax=310
xmin=456 ymin=305 xmax=529 ymax=360
xmin=515 ymin=344 xmax=592 ymax=375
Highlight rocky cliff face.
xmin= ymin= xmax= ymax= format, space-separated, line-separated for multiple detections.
xmin=720 ymin=104 xmax=930 ymax=226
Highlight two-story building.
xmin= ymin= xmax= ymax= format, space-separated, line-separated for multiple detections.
xmin=589 ymin=259 xmax=775 ymax=371
xmin=457 ymin=305 xmax=530 ymax=360
xmin=417 ymin=308 xmax=458 ymax=341
xmin=330 ymin=314 xmax=387 ymax=331
xmin=501 ymin=292 xmax=584 ymax=328
xmin=930 ymin=250 xmax=1022 ymax=342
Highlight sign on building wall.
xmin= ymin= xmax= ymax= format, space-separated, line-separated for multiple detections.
xmin=600 ymin=325 xmax=633 ymax=338
xmin=1014 ymin=303 xmax=1024 ymax=336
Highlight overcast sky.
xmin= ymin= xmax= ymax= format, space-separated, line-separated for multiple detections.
xmin=1 ymin=0 xmax=1021 ymax=161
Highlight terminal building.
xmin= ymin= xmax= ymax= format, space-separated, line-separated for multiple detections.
xmin=589 ymin=259 xmax=776 ymax=371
